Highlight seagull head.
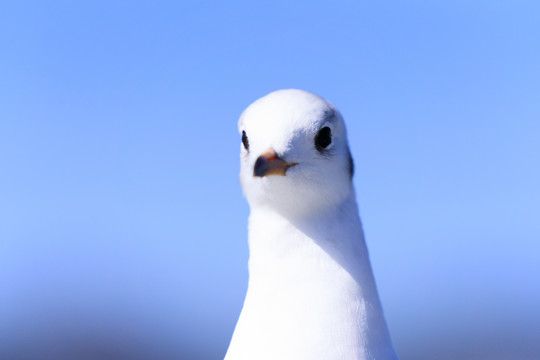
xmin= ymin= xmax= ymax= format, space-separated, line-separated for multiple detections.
xmin=239 ymin=89 xmax=355 ymax=218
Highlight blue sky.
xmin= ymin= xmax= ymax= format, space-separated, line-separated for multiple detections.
xmin=1 ymin=1 xmax=539 ymax=359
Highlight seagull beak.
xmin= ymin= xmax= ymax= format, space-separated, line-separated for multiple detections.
xmin=253 ymin=148 xmax=297 ymax=177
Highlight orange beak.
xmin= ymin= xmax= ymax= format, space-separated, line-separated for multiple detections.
xmin=253 ymin=148 xmax=297 ymax=177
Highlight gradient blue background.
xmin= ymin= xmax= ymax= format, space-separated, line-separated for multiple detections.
xmin=1 ymin=1 xmax=539 ymax=359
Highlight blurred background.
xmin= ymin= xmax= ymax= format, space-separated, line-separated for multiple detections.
xmin=1 ymin=1 xmax=539 ymax=359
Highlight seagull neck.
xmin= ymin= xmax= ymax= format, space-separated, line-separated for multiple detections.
xmin=247 ymin=193 xmax=373 ymax=280
xmin=242 ymin=194 xmax=397 ymax=359
xmin=250 ymin=192 xmax=361 ymax=235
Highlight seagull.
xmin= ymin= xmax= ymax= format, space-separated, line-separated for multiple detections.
xmin=225 ymin=89 xmax=399 ymax=360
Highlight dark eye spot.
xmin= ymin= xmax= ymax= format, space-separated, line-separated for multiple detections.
xmin=242 ymin=130 xmax=249 ymax=151
xmin=315 ymin=127 xmax=332 ymax=151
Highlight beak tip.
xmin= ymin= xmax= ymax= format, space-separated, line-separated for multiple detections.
xmin=253 ymin=156 xmax=267 ymax=177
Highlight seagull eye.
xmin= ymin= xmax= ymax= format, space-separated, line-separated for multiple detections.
xmin=242 ymin=130 xmax=250 ymax=151
xmin=315 ymin=127 xmax=332 ymax=151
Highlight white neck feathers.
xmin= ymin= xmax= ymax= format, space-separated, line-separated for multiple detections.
xmin=226 ymin=195 xmax=398 ymax=360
